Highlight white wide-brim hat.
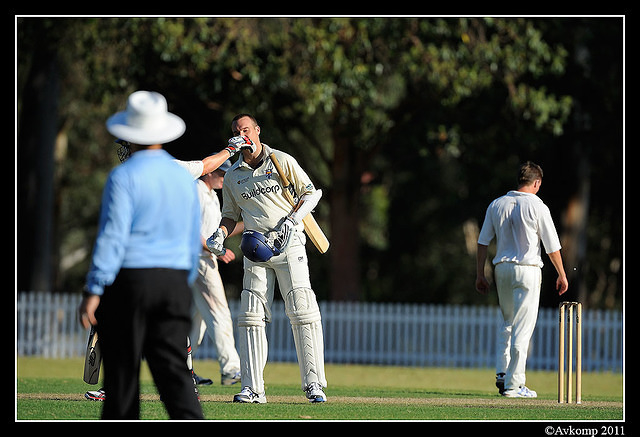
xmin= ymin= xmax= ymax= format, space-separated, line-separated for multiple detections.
xmin=106 ymin=91 xmax=186 ymax=145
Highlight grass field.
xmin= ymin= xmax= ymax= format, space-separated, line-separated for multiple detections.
xmin=16 ymin=357 xmax=624 ymax=424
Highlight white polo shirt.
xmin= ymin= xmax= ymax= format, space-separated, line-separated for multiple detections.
xmin=175 ymin=159 xmax=204 ymax=180
xmin=478 ymin=190 xmax=562 ymax=268
xmin=221 ymin=144 xmax=315 ymax=234
xmin=196 ymin=179 xmax=221 ymax=244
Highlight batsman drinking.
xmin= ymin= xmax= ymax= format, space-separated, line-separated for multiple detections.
xmin=207 ymin=114 xmax=328 ymax=403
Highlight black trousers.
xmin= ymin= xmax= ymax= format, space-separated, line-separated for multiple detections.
xmin=96 ymin=268 xmax=203 ymax=420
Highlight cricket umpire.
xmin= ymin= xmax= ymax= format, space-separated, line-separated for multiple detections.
xmin=207 ymin=114 xmax=327 ymax=403
xmin=78 ymin=91 xmax=204 ymax=419
xmin=475 ymin=161 xmax=568 ymax=398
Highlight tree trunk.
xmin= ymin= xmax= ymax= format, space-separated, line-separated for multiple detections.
xmin=328 ymin=134 xmax=361 ymax=301
xmin=17 ymin=38 xmax=59 ymax=292
xmin=560 ymin=149 xmax=590 ymax=306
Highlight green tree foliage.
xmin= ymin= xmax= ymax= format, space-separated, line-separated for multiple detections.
xmin=17 ymin=17 xmax=622 ymax=308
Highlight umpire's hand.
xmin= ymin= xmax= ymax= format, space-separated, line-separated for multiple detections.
xmin=78 ymin=293 xmax=100 ymax=329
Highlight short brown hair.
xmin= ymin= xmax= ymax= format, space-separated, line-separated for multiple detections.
xmin=231 ymin=113 xmax=258 ymax=134
xmin=518 ymin=161 xmax=543 ymax=187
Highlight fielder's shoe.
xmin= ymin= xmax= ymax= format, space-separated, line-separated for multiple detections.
xmin=233 ymin=386 xmax=267 ymax=403
xmin=84 ymin=387 xmax=105 ymax=401
xmin=304 ymin=382 xmax=327 ymax=403
xmin=221 ymin=371 xmax=241 ymax=386
xmin=502 ymin=385 xmax=537 ymax=398
xmin=495 ymin=373 xmax=505 ymax=395
xmin=194 ymin=372 xmax=213 ymax=385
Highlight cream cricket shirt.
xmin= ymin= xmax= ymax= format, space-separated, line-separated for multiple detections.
xmin=221 ymin=144 xmax=316 ymax=234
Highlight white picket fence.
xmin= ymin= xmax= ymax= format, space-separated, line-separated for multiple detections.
xmin=16 ymin=291 xmax=623 ymax=372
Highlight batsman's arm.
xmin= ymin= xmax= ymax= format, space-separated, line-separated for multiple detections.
xmin=201 ymin=151 xmax=233 ymax=176
xmin=206 ymin=217 xmax=238 ymax=256
xmin=227 ymin=220 xmax=245 ymax=238
xmin=175 ymin=150 xmax=230 ymax=179
xmin=218 ymin=217 xmax=238 ymax=240
xmin=182 ymin=136 xmax=253 ymax=177
xmin=269 ymin=152 xmax=329 ymax=253
xmin=289 ymin=189 xmax=322 ymax=225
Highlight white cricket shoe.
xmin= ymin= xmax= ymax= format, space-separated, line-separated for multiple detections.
xmin=233 ymin=386 xmax=267 ymax=403
xmin=502 ymin=385 xmax=537 ymax=398
xmin=221 ymin=371 xmax=241 ymax=386
xmin=84 ymin=387 xmax=105 ymax=401
xmin=304 ymin=382 xmax=327 ymax=403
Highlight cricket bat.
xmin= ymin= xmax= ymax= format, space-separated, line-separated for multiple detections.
xmin=83 ymin=325 xmax=102 ymax=384
xmin=269 ymin=152 xmax=330 ymax=254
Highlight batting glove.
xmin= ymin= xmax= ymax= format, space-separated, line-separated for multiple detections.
xmin=225 ymin=135 xmax=256 ymax=156
xmin=265 ymin=217 xmax=295 ymax=252
xmin=206 ymin=228 xmax=227 ymax=256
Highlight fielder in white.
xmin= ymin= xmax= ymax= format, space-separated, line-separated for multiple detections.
xmin=174 ymin=137 xmax=252 ymax=388
xmin=475 ymin=161 xmax=568 ymax=398
xmin=207 ymin=114 xmax=327 ymax=403
xmin=190 ymin=160 xmax=242 ymax=386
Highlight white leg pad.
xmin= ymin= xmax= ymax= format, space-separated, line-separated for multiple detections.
xmin=237 ymin=290 xmax=268 ymax=394
xmin=284 ymin=287 xmax=327 ymax=390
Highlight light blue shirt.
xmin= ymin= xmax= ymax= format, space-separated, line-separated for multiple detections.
xmin=85 ymin=149 xmax=201 ymax=295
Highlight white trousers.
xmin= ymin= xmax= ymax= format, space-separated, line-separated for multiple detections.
xmin=238 ymin=231 xmax=326 ymax=393
xmin=190 ymin=254 xmax=241 ymax=377
xmin=494 ymin=262 xmax=542 ymax=391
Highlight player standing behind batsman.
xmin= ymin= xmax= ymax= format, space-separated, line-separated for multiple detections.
xmin=189 ymin=159 xmax=242 ymax=386
xmin=206 ymin=114 xmax=327 ymax=403
xmin=475 ymin=161 xmax=569 ymax=398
